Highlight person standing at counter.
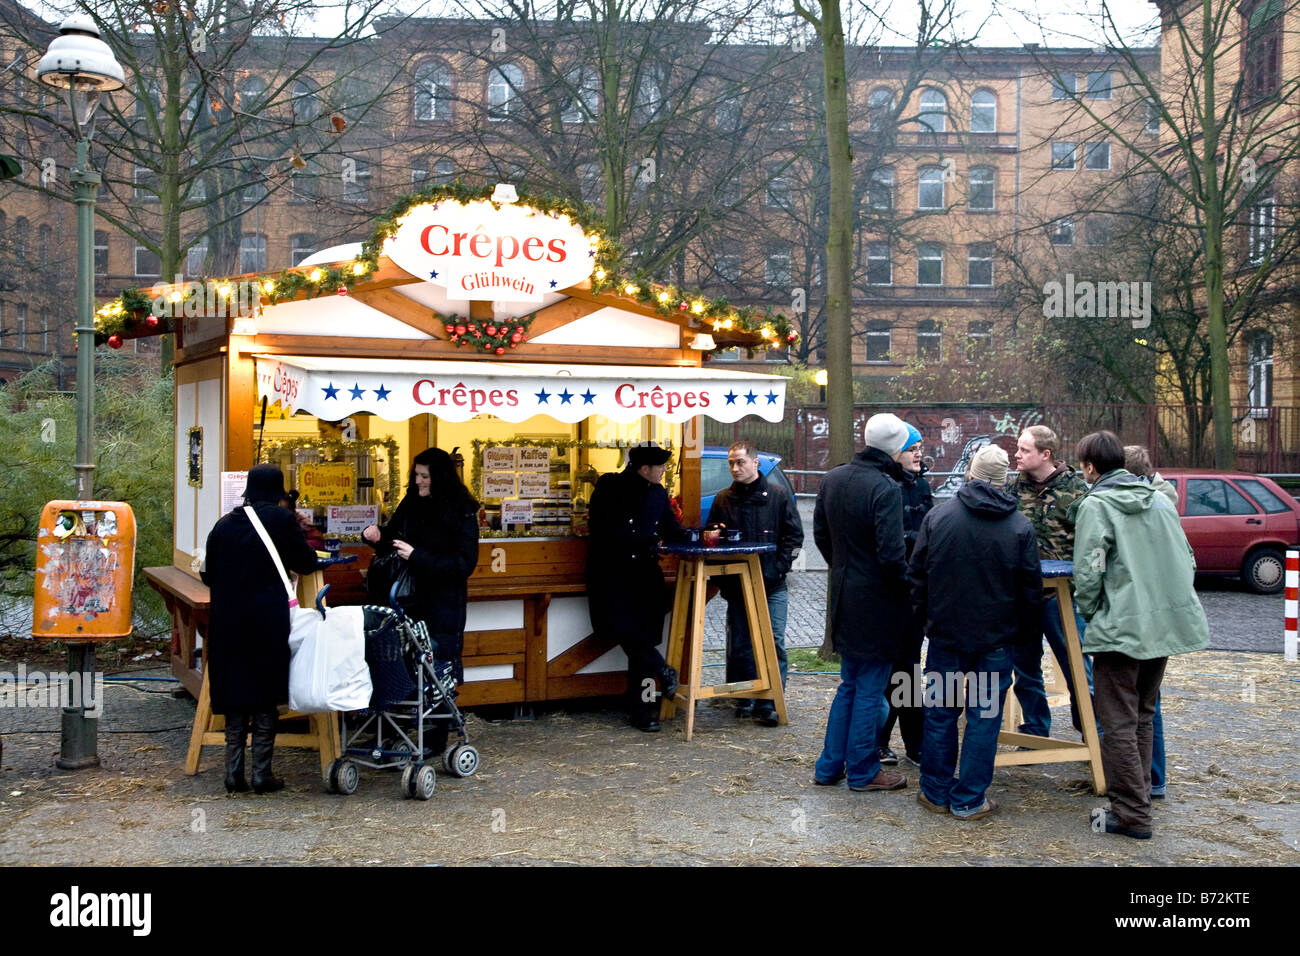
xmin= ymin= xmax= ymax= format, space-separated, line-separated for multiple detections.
xmin=202 ymin=464 xmax=319 ymax=794
xmin=587 ymin=443 xmax=687 ymax=732
xmin=363 ymin=447 xmax=479 ymax=690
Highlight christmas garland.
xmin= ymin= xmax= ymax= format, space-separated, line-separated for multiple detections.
xmin=91 ymin=182 xmax=798 ymax=353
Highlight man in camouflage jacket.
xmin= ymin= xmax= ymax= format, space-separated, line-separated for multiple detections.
xmin=1006 ymin=426 xmax=1090 ymax=736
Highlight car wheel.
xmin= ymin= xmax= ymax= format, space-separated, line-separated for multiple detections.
xmin=1242 ymin=547 xmax=1286 ymax=594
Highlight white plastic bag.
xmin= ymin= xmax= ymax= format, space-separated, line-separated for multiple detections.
xmin=288 ymin=604 xmax=371 ymax=713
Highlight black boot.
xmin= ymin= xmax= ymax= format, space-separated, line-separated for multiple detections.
xmin=224 ymin=714 xmax=249 ymax=793
xmin=250 ymin=712 xmax=285 ymax=794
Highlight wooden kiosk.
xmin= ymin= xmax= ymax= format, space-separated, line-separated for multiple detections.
xmin=132 ymin=187 xmax=792 ymax=743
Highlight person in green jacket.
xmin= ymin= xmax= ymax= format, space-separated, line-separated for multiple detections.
xmin=1070 ymin=431 xmax=1209 ymax=840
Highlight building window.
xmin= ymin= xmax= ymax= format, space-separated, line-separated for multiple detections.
xmin=37 ymin=224 xmax=49 ymax=262
xmin=242 ymin=175 xmax=267 ymax=204
xmin=1086 ymin=71 xmax=1111 ymax=99
xmin=967 ymin=243 xmax=993 ymax=287
xmin=186 ymin=237 xmax=208 ymax=276
xmin=1084 ymin=217 xmax=1112 ymax=247
xmin=413 ymin=60 xmax=451 ymax=121
xmin=634 ymin=78 xmax=662 ymax=122
xmin=488 ymin=64 xmax=524 ymax=121
xmin=561 ymin=69 xmax=598 ymax=124
xmin=412 ymin=158 xmax=429 ymax=186
xmin=865 ymin=321 xmax=891 ymax=363
xmin=1249 ymin=195 xmax=1275 ymax=263
xmin=1085 ymin=142 xmax=1111 ymax=170
xmin=765 ymin=245 xmax=792 ymax=288
xmin=917 ymin=319 xmax=941 ymax=362
xmin=14 ymin=216 xmax=28 ymax=259
xmin=917 ymin=243 xmax=943 ymax=286
xmin=291 ymin=234 xmax=316 ymax=267
xmin=291 ymin=79 xmax=317 ymax=122
xmin=918 ymin=88 xmax=947 ymax=133
xmin=716 ymin=97 xmax=741 ymax=130
xmin=766 ymin=166 xmax=791 ymax=208
xmin=134 ymin=245 xmax=161 ymax=278
xmin=1144 ymin=100 xmax=1160 ymax=135
xmin=94 ymin=230 xmax=108 ymax=276
xmin=239 ymin=234 xmax=267 ymax=273
xmin=1052 ymin=142 xmax=1077 ymax=170
xmin=1247 ymin=330 xmax=1274 ymax=407
xmin=968 ymin=166 xmax=995 ymax=211
xmin=970 ymin=89 xmax=996 ymax=133
xmin=966 ymin=321 xmax=993 ymax=362
xmin=715 ymin=254 xmax=741 ymax=285
xmin=1243 ymin=0 xmax=1283 ymax=104
xmin=41 ymin=311 xmax=50 ymax=352
xmin=1050 ymin=218 xmax=1075 ymax=246
xmin=867 ymin=87 xmax=894 ymax=131
xmin=15 ymin=303 xmax=26 ymax=350
xmin=433 ymin=159 xmax=455 ymax=185
xmin=1051 ymin=73 xmax=1076 ymax=100
xmin=343 ymin=158 xmax=370 ymax=204
xmin=236 ymin=74 xmax=266 ymax=110
xmin=868 ymin=167 xmax=893 ymax=211
xmin=866 ymin=241 xmax=891 ymax=285
xmin=917 ymin=166 xmax=944 ymax=209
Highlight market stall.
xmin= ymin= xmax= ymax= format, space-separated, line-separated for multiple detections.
xmin=127 ymin=185 xmax=793 ymax=708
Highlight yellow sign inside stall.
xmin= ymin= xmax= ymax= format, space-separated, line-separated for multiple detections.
xmin=298 ymin=462 xmax=356 ymax=504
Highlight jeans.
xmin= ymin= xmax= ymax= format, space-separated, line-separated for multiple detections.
xmin=920 ymin=644 xmax=1014 ymax=816
xmin=814 ymin=655 xmax=893 ymax=788
xmin=1151 ymin=693 xmax=1166 ymax=794
xmin=725 ymin=587 xmax=789 ymax=713
xmin=1012 ymin=593 xmax=1086 ymax=736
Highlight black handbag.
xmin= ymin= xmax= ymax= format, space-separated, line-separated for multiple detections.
xmin=366 ymin=550 xmax=415 ymax=608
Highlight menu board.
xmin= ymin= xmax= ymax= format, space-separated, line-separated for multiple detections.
xmin=501 ymin=499 xmax=533 ymax=525
xmin=518 ymin=447 xmax=550 ymax=471
xmin=483 ymin=472 xmax=518 ymax=498
xmin=483 ymin=446 xmax=519 ymax=471
xmin=518 ymin=472 xmax=551 ymax=497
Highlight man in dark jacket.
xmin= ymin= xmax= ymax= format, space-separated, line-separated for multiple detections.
xmin=908 ymin=445 xmax=1042 ymax=820
xmin=587 ymin=443 xmax=687 ymax=732
xmin=706 ymin=440 xmax=804 ymax=726
xmin=812 ymin=413 xmax=911 ymax=792
xmin=202 ymin=465 xmax=319 ymax=794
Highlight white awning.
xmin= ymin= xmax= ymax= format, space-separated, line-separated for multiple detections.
xmin=256 ymin=355 xmax=787 ymax=424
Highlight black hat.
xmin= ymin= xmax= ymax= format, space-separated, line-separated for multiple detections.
xmin=628 ymin=443 xmax=671 ymax=468
xmin=243 ymin=464 xmax=287 ymax=503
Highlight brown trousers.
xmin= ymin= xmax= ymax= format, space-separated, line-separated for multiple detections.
xmin=1092 ymin=652 xmax=1167 ymax=830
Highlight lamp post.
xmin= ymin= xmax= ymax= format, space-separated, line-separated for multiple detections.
xmin=37 ymin=15 xmax=123 ymax=770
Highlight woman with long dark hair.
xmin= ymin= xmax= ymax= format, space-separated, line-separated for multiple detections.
xmin=362 ymin=448 xmax=480 ymax=682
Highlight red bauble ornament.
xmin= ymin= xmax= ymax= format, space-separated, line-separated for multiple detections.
xmin=337 ymin=286 xmax=348 ymax=296
xmin=455 ymin=325 xmax=466 ymax=335
xmin=483 ymin=342 xmax=493 ymax=351
xmin=494 ymin=346 xmax=505 ymax=355
xmin=445 ymin=324 xmax=455 ymax=334
xmin=510 ymin=332 xmax=522 ymax=344
xmin=508 ymin=342 xmax=517 ymax=348
xmin=786 ymin=332 xmax=797 ymax=342
xmin=144 ymin=314 xmax=160 ymax=328
xmin=486 ymin=325 xmax=497 ymax=336
xmin=107 ymin=334 xmax=123 ymax=349
xmin=678 ymin=301 xmax=688 ymax=311
xmin=514 ymin=325 xmax=523 ymax=334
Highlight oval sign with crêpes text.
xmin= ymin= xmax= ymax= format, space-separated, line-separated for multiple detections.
xmin=383 ymin=199 xmax=595 ymax=302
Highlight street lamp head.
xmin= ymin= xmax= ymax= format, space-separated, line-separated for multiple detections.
xmin=37 ymin=16 xmax=124 ymax=132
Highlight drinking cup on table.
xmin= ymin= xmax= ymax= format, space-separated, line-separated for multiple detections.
xmin=702 ymin=529 xmax=721 ymax=547
xmin=723 ymin=529 xmax=742 ymax=543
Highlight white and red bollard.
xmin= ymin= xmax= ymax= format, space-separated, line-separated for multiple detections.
xmin=1286 ymin=550 xmax=1298 ymax=661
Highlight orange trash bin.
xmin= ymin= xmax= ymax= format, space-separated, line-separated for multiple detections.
xmin=31 ymin=500 xmax=137 ymax=641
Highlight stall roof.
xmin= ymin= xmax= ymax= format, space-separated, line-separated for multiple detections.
xmin=257 ymin=355 xmax=788 ymax=424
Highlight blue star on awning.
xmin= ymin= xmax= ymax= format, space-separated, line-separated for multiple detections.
xmin=744 ymin=390 xmax=758 ymax=405
xmin=322 ymin=382 xmax=339 ymax=400
xmin=724 ymin=390 xmax=738 ymax=405
xmin=373 ymin=384 xmax=391 ymax=401
xmin=549 ymin=280 xmax=558 ymax=288
xmin=428 ymin=270 xmax=439 ymax=279
xmin=535 ymin=388 xmax=551 ymax=403
xmin=766 ymin=390 xmax=779 ymax=404
xmin=558 ymin=388 xmax=574 ymax=404
xmin=580 ymin=389 xmax=596 ymax=404
xmin=348 ymin=383 xmax=365 ymax=401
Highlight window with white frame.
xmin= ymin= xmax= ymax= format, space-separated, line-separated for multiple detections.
xmin=918 ymin=88 xmax=947 ymax=132
xmin=15 ymin=303 xmax=26 ymax=350
xmin=917 ymin=243 xmax=943 ymax=285
xmin=414 ymin=60 xmax=451 ymax=121
xmin=291 ymin=79 xmax=318 ymax=122
xmin=412 ymin=158 xmax=429 ymax=185
xmin=1086 ymin=71 xmax=1111 ymax=99
xmin=135 ymin=245 xmax=161 ymax=278
xmin=966 ymin=321 xmax=993 ymax=362
xmin=134 ymin=165 xmax=158 ymax=201
xmin=41 ymin=311 xmax=49 ymax=352
xmin=562 ymin=69 xmax=598 ymax=124
xmin=635 ymin=78 xmax=662 ymax=122
xmin=970 ymin=89 xmax=996 ymax=133
xmin=186 ymin=237 xmax=208 ymax=276
xmin=1050 ymin=218 xmax=1075 ymax=246
xmin=968 ymin=166 xmax=995 ymax=210
xmin=766 ymin=166 xmax=791 ymax=208
xmin=716 ymin=96 xmax=741 ymax=130
xmin=1249 ymin=195 xmax=1275 ymax=263
xmin=239 ymin=234 xmax=267 ymax=273
xmin=1085 ymin=217 xmax=1112 ymax=246
xmin=13 ymin=217 xmax=26 ymax=259
xmin=343 ymin=158 xmax=370 ymax=204
xmin=579 ymin=163 xmax=601 ymax=205
xmin=1144 ymin=100 xmax=1160 ymax=134
xmin=1085 ymin=141 xmax=1111 ymax=170
xmin=765 ymin=245 xmax=792 ymax=288
xmin=967 ymin=243 xmax=994 ymax=286
xmin=236 ymin=74 xmax=266 ymax=110
xmin=94 ymin=230 xmax=108 ymax=276
xmin=1052 ymin=142 xmax=1077 ymax=170
xmin=868 ymin=167 xmax=893 ymax=210
xmin=866 ymin=241 xmax=891 ymax=285
xmin=917 ymin=319 xmax=941 ymax=361
xmin=917 ymin=166 xmax=944 ymax=209
xmin=867 ymin=87 xmax=894 ymax=131
xmin=716 ymin=254 xmax=742 ymax=285
xmin=488 ymin=65 xmax=524 ymax=121
xmin=1247 ymin=329 xmax=1274 ymax=407
xmin=865 ymin=321 xmax=891 ymax=363
xmin=290 ymin=234 xmax=316 ymax=267
xmin=1051 ymin=73 xmax=1076 ymax=100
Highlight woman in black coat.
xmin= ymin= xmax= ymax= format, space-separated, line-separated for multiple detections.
xmin=362 ymin=448 xmax=480 ymax=685
xmin=202 ymin=464 xmax=319 ymax=794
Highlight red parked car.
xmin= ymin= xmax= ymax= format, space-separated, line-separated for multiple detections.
xmin=1158 ymin=470 xmax=1300 ymax=594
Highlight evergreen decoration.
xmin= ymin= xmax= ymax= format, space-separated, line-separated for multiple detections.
xmin=257 ymin=436 xmax=402 ymax=537
xmin=90 ymin=182 xmax=798 ymax=353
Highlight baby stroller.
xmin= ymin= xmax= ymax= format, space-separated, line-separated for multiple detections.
xmin=325 ymin=584 xmax=480 ymax=800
